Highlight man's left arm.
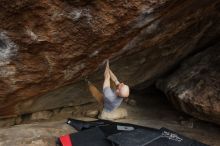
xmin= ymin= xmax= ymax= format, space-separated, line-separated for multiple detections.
xmin=103 ymin=62 xmax=111 ymax=89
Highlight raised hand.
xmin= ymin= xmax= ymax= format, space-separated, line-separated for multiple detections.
xmin=104 ymin=60 xmax=110 ymax=79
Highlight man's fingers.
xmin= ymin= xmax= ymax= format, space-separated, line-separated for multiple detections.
xmin=104 ymin=60 xmax=111 ymax=79
xmin=105 ymin=60 xmax=110 ymax=73
xmin=106 ymin=60 xmax=109 ymax=68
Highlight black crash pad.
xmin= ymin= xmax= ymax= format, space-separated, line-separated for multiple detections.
xmin=58 ymin=119 xmax=208 ymax=146
xmin=108 ymin=127 xmax=208 ymax=146
xmin=69 ymin=127 xmax=111 ymax=146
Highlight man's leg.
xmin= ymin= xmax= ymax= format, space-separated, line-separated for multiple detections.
xmin=84 ymin=79 xmax=103 ymax=118
xmin=87 ymin=81 xmax=104 ymax=106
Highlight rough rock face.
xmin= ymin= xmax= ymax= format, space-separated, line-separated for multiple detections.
xmin=157 ymin=44 xmax=220 ymax=124
xmin=0 ymin=0 xmax=219 ymax=117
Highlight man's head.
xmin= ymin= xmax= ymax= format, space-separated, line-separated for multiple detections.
xmin=116 ymin=83 xmax=130 ymax=98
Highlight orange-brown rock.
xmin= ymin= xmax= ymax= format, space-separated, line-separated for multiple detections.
xmin=0 ymin=0 xmax=219 ymax=117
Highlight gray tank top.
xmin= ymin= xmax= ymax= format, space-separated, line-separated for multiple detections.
xmin=103 ymin=87 xmax=123 ymax=112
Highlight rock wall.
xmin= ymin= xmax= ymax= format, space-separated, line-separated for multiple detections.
xmin=0 ymin=0 xmax=219 ymax=117
xmin=157 ymin=44 xmax=220 ymax=125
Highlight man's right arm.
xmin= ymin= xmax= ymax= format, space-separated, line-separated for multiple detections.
xmin=109 ymin=69 xmax=120 ymax=85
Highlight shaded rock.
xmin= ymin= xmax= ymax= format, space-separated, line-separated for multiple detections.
xmin=31 ymin=111 xmax=53 ymax=120
xmin=0 ymin=0 xmax=219 ymax=117
xmin=0 ymin=121 xmax=75 ymax=146
xmin=0 ymin=117 xmax=15 ymax=127
xmin=157 ymin=44 xmax=220 ymax=124
xmin=126 ymin=99 xmax=137 ymax=106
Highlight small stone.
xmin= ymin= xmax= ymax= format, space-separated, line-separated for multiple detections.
xmin=127 ymin=99 xmax=137 ymax=106
xmin=53 ymin=108 xmax=61 ymax=114
xmin=85 ymin=109 xmax=99 ymax=118
xmin=178 ymin=116 xmax=185 ymax=121
xmin=31 ymin=111 xmax=53 ymax=120
xmin=15 ymin=116 xmax=22 ymax=125
xmin=60 ymin=107 xmax=75 ymax=114
xmin=180 ymin=120 xmax=194 ymax=128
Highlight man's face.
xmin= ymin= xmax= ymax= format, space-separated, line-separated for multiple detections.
xmin=117 ymin=83 xmax=124 ymax=90
xmin=116 ymin=83 xmax=127 ymax=97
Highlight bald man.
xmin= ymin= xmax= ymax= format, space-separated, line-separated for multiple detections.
xmin=99 ymin=60 xmax=129 ymax=120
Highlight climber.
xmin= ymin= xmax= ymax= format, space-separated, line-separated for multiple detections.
xmin=99 ymin=60 xmax=130 ymax=120
xmin=86 ymin=60 xmax=130 ymax=120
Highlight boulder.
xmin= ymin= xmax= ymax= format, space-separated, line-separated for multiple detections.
xmin=157 ymin=44 xmax=220 ymax=124
xmin=0 ymin=0 xmax=219 ymax=117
